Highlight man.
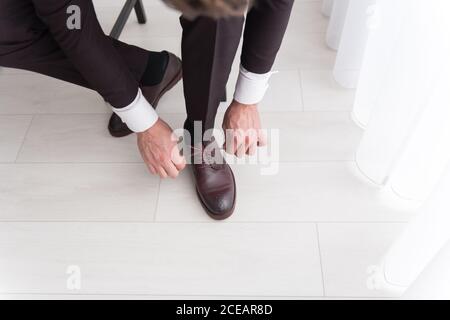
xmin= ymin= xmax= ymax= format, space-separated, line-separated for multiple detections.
xmin=110 ymin=0 xmax=294 ymax=219
xmin=1 ymin=0 xmax=293 ymax=220
xmin=0 ymin=0 xmax=187 ymax=180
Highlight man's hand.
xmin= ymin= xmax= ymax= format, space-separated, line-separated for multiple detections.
xmin=222 ymin=100 xmax=267 ymax=157
xmin=137 ymin=118 xmax=186 ymax=178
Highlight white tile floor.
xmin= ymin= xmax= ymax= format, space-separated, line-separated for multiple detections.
xmin=0 ymin=0 xmax=416 ymax=299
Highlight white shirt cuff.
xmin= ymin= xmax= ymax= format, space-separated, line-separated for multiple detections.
xmin=233 ymin=65 xmax=277 ymax=105
xmin=111 ymin=89 xmax=158 ymax=133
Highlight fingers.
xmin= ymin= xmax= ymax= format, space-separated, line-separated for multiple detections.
xmin=222 ymin=102 xmax=267 ymax=157
xmin=163 ymin=160 xmax=180 ymax=179
xmin=171 ymin=146 xmax=187 ymax=171
xmin=257 ymin=130 xmax=268 ymax=147
xmin=153 ymin=162 xmax=183 ymax=179
xmin=225 ymin=129 xmax=262 ymax=157
xmin=150 ymin=150 xmax=185 ymax=179
xmin=236 ymin=142 xmax=246 ymax=158
xmin=143 ymin=157 xmax=168 ymax=178
xmin=224 ymin=129 xmax=236 ymax=155
xmin=234 ymin=130 xmax=246 ymax=158
xmin=147 ymin=164 xmax=157 ymax=175
xmin=244 ymin=130 xmax=258 ymax=156
xmin=149 ymin=144 xmax=186 ymax=179
xmin=157 ymin=167 xmax=168 ymax=179
xmin=174 ymin=157 xmax=186 ymax=171
xmin=137 ymin=121 xmax=187 ymax=179
xmin=247 ymin=141 xmax=257 ymax=156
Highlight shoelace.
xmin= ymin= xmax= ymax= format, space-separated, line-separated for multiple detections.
xmin=190 ymin=145 xmax=225 ymax=170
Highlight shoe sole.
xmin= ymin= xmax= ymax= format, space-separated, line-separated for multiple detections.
xmin=151 ymin=62 xmax=183 ymax=108
xmin=108 ymin=61 xmax=183 ymax=138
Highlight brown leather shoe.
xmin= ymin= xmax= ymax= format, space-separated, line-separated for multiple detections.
xmin=190 ymin=143 xmax=236 ymax=220
xmin=108 ymin=51 xmax=182 ymax=137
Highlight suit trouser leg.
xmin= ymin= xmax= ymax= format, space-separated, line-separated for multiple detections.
xmin=1 ymin=35 xmax=149 ymax=95
xmin=180 ymin=16 xmax=245 ymax=141
xmin=180 ymin=0 xmax=293 ymax=143
xmin=0 ymin=0 xmax=149 ymax=108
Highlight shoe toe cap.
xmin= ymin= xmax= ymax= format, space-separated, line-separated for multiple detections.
xmin=108 ymin=114 xmax=124 ymax=130
xmin=202 ymin=189 xmax=235 ymax=219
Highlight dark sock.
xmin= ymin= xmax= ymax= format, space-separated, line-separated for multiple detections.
xmin=140 ymin=51 xmax=169 ymax=86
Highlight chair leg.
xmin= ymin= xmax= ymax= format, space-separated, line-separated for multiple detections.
xmin=134 ymin=0 xmax=147 ymax=24
xmin=110 ymin=0 xmax=137 ymax=39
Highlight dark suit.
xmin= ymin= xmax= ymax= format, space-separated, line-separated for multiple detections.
xmin=0 ymin=0 xmax=148 ymax=108
xmin=181 ymin=0 xmax=294 ymax=136
xmin=0 ymin=0 xmax=293 ymax=131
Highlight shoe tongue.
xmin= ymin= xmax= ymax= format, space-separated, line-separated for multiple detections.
xmin=190 ymin=142 xmax=224 ymax=168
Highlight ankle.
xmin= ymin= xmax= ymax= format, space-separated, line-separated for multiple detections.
xmin=140 ymin=51 xmax=169 ymax=86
